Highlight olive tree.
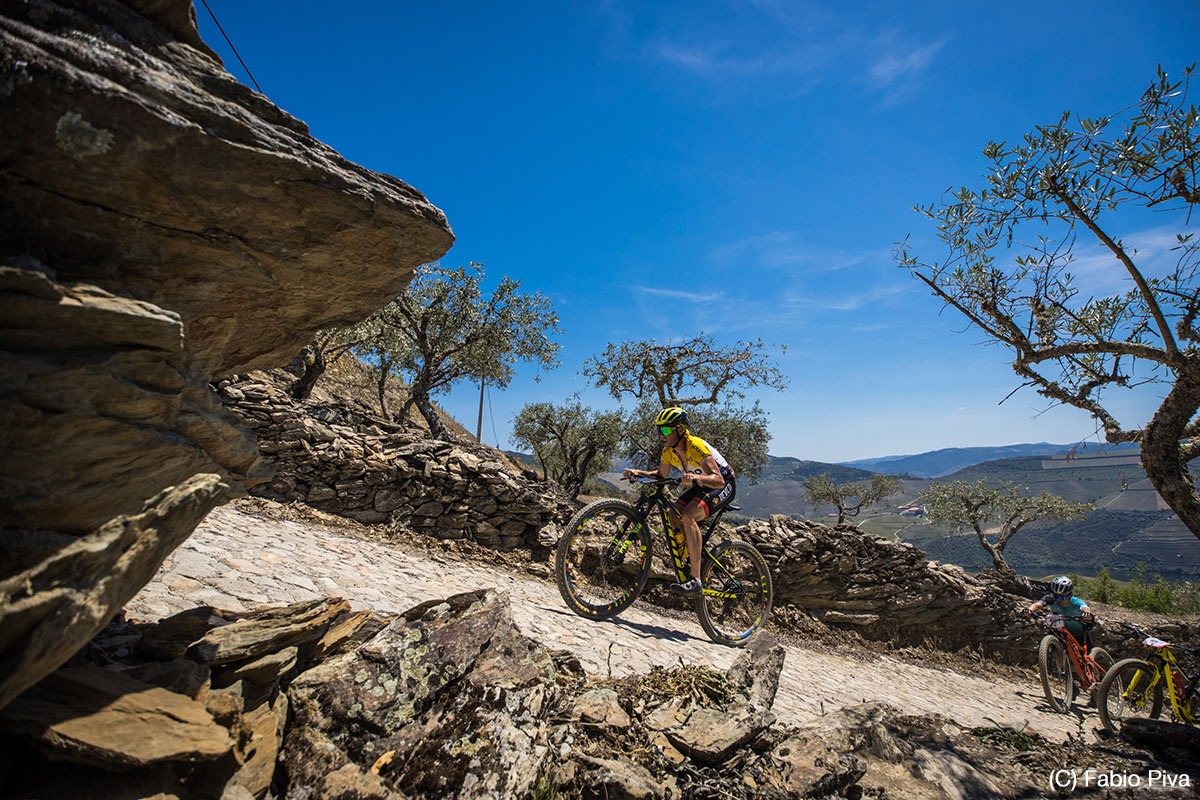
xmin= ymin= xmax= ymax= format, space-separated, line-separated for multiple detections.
xmin=919 ymin=479 xmax=1093 ymax=573
xmin=804 ymin=473 xmax=902 ymax=525
xmin=621 ymin=398 xmax=772 ymax=480
xmin=582 ymin=334 xmax=787 ymax=479
xmin=895 ymin=66 xmax=1200 ymax=537
xmin=372 ymin=263 xmax=561 ymax=440
xmin=511 ymin=398 xmax=624 ymax=498
xmin=582 ymin=334 xmax=788 ymax=407
xmin=288 ymin=326 xmax=371 ymax=400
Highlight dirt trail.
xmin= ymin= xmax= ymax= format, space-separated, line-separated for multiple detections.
xmin=128 ymin=504 xmax=1099 ymax=742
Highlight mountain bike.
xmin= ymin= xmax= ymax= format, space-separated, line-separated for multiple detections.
xmin=1096 ymin=622 xmax=1199 ymax=732
xmin=1033 ymin=612 xmax=1114 ymax=713
xmin=554 ymin=477 xmax=773 ymax=647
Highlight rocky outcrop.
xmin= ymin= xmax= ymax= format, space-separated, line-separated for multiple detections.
xmin=3 ymin=590 xmax=1194 ymax=799
xmin=218 ymin=371 xmax=575 ymax=549
xmin=0 ymin=0 xmax=453 ymax=709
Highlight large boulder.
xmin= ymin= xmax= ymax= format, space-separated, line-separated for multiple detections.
xmin=0 ymin=0 xmax=453 ymax=710
xmin=285 ymin=589 xmax=559 ymax=800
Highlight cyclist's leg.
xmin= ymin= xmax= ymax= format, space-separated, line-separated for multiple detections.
xmin=678 ymin=499 xmax=709 ymax=581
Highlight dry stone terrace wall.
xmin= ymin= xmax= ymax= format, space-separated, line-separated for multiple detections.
xmin=217 ymin=372 xmax=575 ymax=550
xmin=737 ymin=514 xmax=1200 ymax=661
xmin=739 ymin=515 xmax=1029 ymax=656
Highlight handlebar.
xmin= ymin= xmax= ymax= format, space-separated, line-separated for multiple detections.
xmin=624 ymin=474 xmax=680 ymax=487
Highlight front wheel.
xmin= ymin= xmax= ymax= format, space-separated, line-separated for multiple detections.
xmin=1038 ymin=635 xmax=1074 ymax=713
xmin=1097 ymin=658 xmax=1163 ymax=733
xmin=697 ymin=539 xmax=773 ymax=647
xmin=555 ymin=499 xmax=653 ymax=621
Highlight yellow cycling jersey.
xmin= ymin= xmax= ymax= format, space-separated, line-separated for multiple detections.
xmin=661 ymin=433 xmax=734 ymax=477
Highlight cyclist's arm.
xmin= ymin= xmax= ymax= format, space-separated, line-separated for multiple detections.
xmin=1027 ymin=600 xmax=1045 ymax=614
xmin=683 ymin=455 xmax=725 ymax=489
xmin=623 ymin=458 xmax=671 ymax=480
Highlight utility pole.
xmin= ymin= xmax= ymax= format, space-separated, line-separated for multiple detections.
xmin=476 ymin=378 xmax=485 ymax=442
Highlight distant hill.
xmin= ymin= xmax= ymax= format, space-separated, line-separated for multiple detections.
xmin=841 ymin=441 xmax=1139 ymax=479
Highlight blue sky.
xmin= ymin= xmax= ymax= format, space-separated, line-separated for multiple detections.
xmin=197 ymin=1 xmax=1198 ymax=463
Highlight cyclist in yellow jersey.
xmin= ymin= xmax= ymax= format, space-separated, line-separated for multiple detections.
xmin=623 ymin=406 xmax=736 ymax=595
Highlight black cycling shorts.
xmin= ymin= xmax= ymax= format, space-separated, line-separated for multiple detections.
xmin=675 ymin=475 xmax=736 ymax=517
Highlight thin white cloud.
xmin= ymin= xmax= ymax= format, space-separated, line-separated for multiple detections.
xmin=636 ymin=286 xmax=724 ymax=302
xmin=827 ymin=284 xmax=907 ymax=311
xmin=651 ymin=41 xmax=767 ymax=77
xmin=869 ymin=39 xmax=946 ymax=87
xmin=711 ymin=231 xmax=878 ymax=272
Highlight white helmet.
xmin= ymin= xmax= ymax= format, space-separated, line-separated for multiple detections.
xmin=1050 ymin=576 xmax=1073 ymax=597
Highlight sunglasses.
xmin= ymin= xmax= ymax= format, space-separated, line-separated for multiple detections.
xmin=658 ymin=426 xmax=675 ymax=436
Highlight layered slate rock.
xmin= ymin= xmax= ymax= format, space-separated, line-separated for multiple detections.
xmin=0 ymin=664 xmax=234 ymax=769
xmin=644 ymin=632 xmax=783 ymax=765
xmin=285 ymin=589 xmax=559 ymax=800
xmin=736 ymin=515 xmax=1042 ymax=659
xmin=0 ymin=0 xmax=452 ymax=709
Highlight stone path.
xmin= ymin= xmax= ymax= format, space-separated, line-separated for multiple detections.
xmin=128 ymin=505 xmax=1099 ymax=742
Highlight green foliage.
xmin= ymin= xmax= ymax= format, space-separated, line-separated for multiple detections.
xmin=896 ymin=66 xmax=1200 ymax=538
xmin=1117 ymin=564 xmax=1191 ymax=614
xmin=581 ymin=334 xmax=788 ymax=408
xmin=1078 ymin=567 xmax=1119 ymax=604
xmin=531 ymin=777 xmax=559 ymax=800
xmin=621 ymin=398 xmax=771 ymax=481
xmin=919 ymin=478 xmax=1093 ymax=571
xmin=1070 ymin=564 xmax=1200 ymax=614
xmin=511 ymin=398 xmax=623 ymax=499
xmin=804 ymin=472 xmax=902 ymax=524
xmin=362 ymin=262 xmax=561 ymax=439
xmin=582 ymin=334 xmax=786 ymax=482
xmin=969 ymin=720 xmax=1044 ymax=752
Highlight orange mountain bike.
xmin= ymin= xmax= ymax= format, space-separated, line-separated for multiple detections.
xmin=555 ymin=477 xmax=773 ymax=647
xmin=1034 ymin=612 xmax=1114 ymax=713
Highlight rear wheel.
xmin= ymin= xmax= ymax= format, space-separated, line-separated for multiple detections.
xmin=555 ymin=499 xmax=653 ymax=621
xmin=697 ymin=539 xmax=773 ymax=647
xmin=1097 ymin=658 xmax=1163 ymax=733
xmin=1038 ymin=635 xmax=1074 ymax=713
xmin=1087 ymin=647 xmax=1115 ymax=687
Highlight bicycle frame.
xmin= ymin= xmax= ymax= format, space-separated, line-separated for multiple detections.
xmin=1045 ymin=615 xmax=1106 ymax=688
xmin=1120 ymin=624 xmax=1197 ymax=724
xmin=631 ymin=478 xmax=739 ymax=599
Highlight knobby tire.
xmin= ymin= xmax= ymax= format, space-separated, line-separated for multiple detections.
xmin=1038 ymin=635 xmax=1074 ymax=713
xmin=1097 ymin=658 xmax=1163 ymax=733
xmin=555 ymin=499 xmax=653 ymax=621
xmin=696 ymin=539 xmax=773 ymax=647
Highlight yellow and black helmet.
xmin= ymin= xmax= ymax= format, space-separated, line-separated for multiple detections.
xmin=654 ymin=406 xmax=689 ymax=430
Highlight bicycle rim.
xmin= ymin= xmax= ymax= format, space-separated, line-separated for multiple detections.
xmin=1098 ymin=658 xmax=1163 ymax=732
xmin=697 ymin=540 xmax=773 ymax=647
xmin=555 ymin=499 xmax=652 ymax=620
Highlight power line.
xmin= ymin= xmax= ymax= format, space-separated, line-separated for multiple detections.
xmin=198 ymin=0 xmax=264 ymax=95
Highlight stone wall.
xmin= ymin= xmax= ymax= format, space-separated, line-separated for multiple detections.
xmin=737 ymin=514 xmax=1200 ymax=660
xmin=218 ymin=372 xmax=575 ymax=550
